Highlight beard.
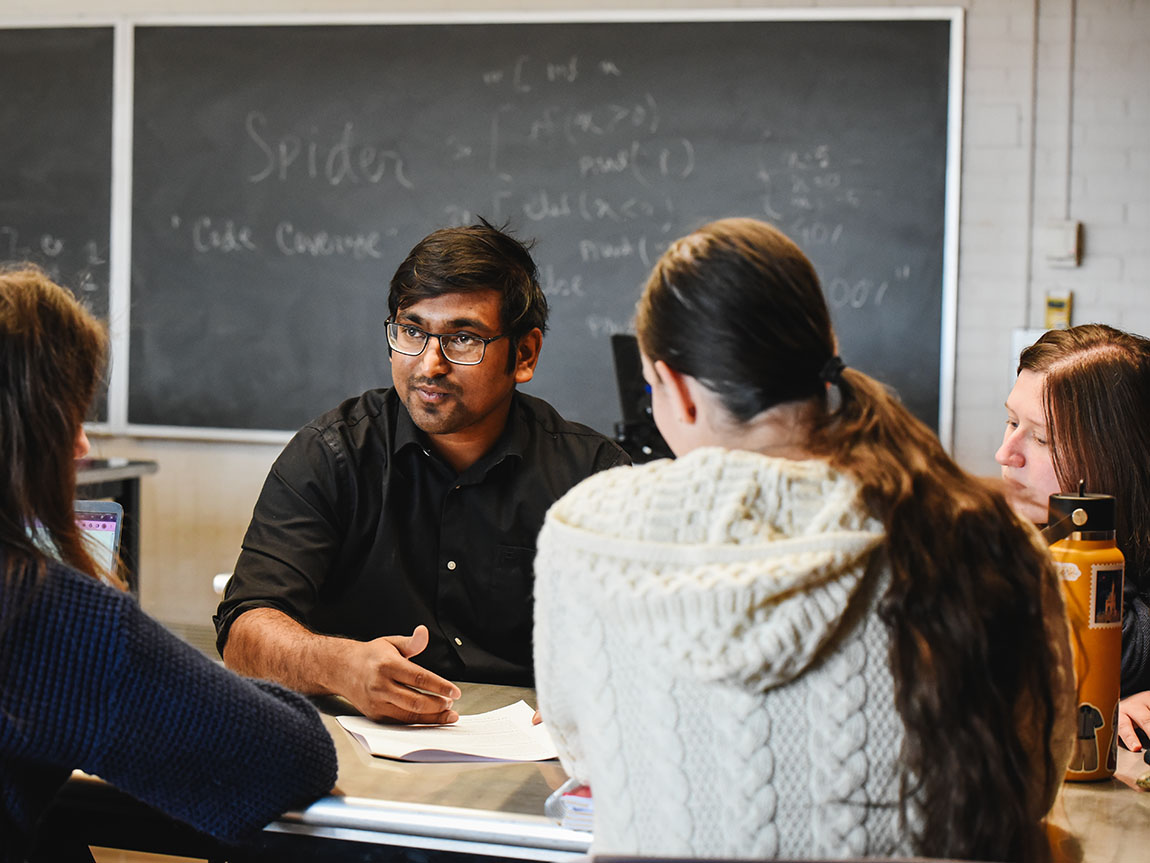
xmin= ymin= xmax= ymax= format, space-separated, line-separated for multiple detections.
xmin=399 ymin=375 xmax=471 ymax=434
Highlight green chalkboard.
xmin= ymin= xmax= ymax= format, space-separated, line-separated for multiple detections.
xmin=129 ymin=17 xmax=954 ymax=435
xmin=0 ymin=26 xmax=113 ymax=421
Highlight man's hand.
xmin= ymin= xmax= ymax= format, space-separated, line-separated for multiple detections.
xmin=1118 ymin=691 xmax=1150 ymax=751
xmin=341 ymin=625 xmax=461 ymax=725
xmin=222 ymin=609 xmax=460 ymax=726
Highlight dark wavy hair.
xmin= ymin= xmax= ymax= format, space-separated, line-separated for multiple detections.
xmin=388 ymin=219 xmax=548 ymax=371
xmin=1018 ymin=324 xmax=1150 ymax=618
xmin=1 ymin=266 xmax=109 ymax=587
xmin=637 ymin=217 xmax=1063 ymax=862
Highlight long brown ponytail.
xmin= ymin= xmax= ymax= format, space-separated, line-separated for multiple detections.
xmin=810 ymin=368 xmax=1061 ymax=861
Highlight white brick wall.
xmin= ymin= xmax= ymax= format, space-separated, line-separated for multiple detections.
xmin=6 ymin=0 xmax=1147 ymax=623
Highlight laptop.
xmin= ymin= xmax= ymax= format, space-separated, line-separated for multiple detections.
xmin=74 ymin=499 xmax=124 ymax=583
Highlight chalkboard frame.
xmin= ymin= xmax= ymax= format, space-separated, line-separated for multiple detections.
xmin=73 ymin=8 xmax=962 ymax=448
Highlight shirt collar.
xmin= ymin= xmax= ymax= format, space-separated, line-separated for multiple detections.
xmin=393 ymin=391 xmax=527 ymax=477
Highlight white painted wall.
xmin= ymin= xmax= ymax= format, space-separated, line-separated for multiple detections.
xmin=7 ymin=0 xmax=1148 ymax=628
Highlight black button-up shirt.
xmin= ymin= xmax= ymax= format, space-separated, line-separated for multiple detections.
xmin=214 ymin=388 xmax=629 ymax=686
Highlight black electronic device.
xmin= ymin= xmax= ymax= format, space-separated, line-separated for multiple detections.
xmin=610 ymin=334 xmax=672 ymax=463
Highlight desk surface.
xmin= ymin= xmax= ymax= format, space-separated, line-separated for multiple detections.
xmin=279 ymin=683 xmax=1150 ymax=862
xmin=76 ymin=457 xmax=159 ymax=485
xmin=1049 ymin=748 xmax=1150 ymax=863
xmin=276 ymin=683 xmax=589 ymax=860
xmin=60 ymin=681 xmax=1150 ymax=861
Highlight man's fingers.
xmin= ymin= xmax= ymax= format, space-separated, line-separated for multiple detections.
xmin=1119 ymin=693 xmax=1150 ymax=752
xmin=368 ymin=705 xmax=460 ymax=725
xmin=379 ymin=679 xmax=454 ymax=714
xmin=385 ymin=652 xmax=461 ymax=701
xmin=357 ymin=679 xmax=456 ymax=724
xmin=388 ymin=624 xmax=430 ymax=659
xmin=1118 ymin=711 xmax=1141 ymax=751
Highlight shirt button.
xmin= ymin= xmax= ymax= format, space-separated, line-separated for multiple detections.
xmin=447 ymin=560 xmax=457 ymax=571
xmin=454 ymin=637 xmax=463 ymax=646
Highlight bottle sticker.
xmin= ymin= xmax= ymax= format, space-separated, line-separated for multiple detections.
xmin=1107 ymin=700 xmax=1119 ymax=773
xmin=1055 ymin=561 xmax=1081 ymax=582
xmin=1089 ymin=564 xmax=1124 ymax=629
xmin=1068 ymin=702 xmax=1104 ymax=773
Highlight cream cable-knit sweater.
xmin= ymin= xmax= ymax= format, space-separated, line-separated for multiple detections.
xmin=533 ymin=447 xmax=1074 ymax=858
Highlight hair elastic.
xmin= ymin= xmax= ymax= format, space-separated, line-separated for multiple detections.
xmin=819 ymin=355 xmax=847 ymax=386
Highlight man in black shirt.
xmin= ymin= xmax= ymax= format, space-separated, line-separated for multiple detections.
xmin=214 ymin=222 xmax=628 ymax=724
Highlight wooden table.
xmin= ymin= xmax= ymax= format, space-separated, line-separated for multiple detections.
xmin=48 ymin=682 xmax=1150 ymax=861
xmin=1048 ymin=746 xmax=1150 ymax=863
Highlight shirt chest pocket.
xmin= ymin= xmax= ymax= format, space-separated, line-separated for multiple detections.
xmin=473 ymin=545 xmax=535 ymax=633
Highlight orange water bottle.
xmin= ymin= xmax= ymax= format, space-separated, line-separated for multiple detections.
xmin=1045 ymin=487 xmax=1124 ymax=782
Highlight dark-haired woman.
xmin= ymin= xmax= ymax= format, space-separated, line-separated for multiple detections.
xmin=0 ymin=267 xmax=337 ymax=862
xmin=533 ymin=218 xmax=1075 ymax=861
xmin=995 ymin=324 xmax=1150 ymax=750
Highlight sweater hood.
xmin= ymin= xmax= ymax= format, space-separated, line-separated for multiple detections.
xmin=539 ymin=448 xmax=885 ymax=691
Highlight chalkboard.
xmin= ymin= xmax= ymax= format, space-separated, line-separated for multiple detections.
xmin=129 ymin=17 xmax=955 ymax=436
xmin=0 ymin=27 xmax=114 ymax=422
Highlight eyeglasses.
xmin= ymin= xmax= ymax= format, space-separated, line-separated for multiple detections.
xmin=385 ymin=319 xmax=507 ymax=366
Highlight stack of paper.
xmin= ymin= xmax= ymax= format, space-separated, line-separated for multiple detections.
xmin=337 ymin=699 xmax=558 ymax=763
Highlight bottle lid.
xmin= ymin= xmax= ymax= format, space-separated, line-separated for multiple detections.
xmin=1047 ymin=482 xmax=1117 ymax=533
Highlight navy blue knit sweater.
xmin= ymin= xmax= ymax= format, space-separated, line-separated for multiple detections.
xmin=1 ymin=553 xmax=338 ymax=862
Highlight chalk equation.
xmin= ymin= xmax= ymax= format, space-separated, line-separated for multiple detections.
xmin=0 ymin=226 xmax=106 ymax=295
xmin=480 ymin=53 xmax=626 ymax=93
xmin=444 ymin=189 xmax=674 ymax=229
xmin=757 ymin=142 xmax=865 ymax=243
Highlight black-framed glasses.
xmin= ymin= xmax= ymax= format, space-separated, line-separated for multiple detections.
xmin=385 ymin=319 xmax=507 ymax=366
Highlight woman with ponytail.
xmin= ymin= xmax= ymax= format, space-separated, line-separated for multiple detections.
xmin=1 ymin=267 xmax=337 ymax=862
xmin=533 ymin=218 xmax=1074 ymax=861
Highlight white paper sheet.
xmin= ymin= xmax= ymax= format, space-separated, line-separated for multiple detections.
xmin=337 ymin=699 xmax=558 ymax=762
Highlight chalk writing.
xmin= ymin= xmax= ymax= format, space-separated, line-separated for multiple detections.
xmin=827 ymin=277 xmax=889 ymax=310
xmin=1 ymin=226 xmax=32 ymax=260
xmin=524 ymin=95 xmax=659 ymax=145
xmin=586 ymin=315 xmax=630 ymax=339
xmin=0 ymin=226 xmax=106 ymax=295
xmin=547 ymin=56 xmax=578 ymax=83
xmin=483 ymin=53 xmax=627 ymax=93
xmin=788 ymin=217 xmax=844 ymax=247
xmin=442 ymin=205 xmax=475 ymax=228
xmin=757 ymin=141 xmax=862 ymax=227
xmin=275 ymin=222 xmax=383 ymax=259
xmin=631 ymin=138 xmax=694 ymax=186
xmin=547 ymin=138 xmax=694 ymax=187
xmin=577 ymin=192 xmax=673 ymax=225
xmin=523 ymin=190 xmax=573 ymax=221
xmin=174 ymin=214 xmax=395 ymax=260
xmin=540 ymin=264 xmax=585 ymax=299
xmin=579 ymin=143 xmax=636 ymax=178
xmin=578 ymin=235 xmax=647 ymax=264
xmin=245 ymin=112 xmax=414 ymax=188
xmin=193 ymin=217 xmax=257 ymax=253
